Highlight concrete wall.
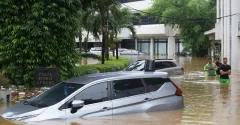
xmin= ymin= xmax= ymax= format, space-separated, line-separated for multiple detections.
xmin=231 ymin=0 xmax=240 ymax=70
xmin=0 ymin=90 xmax=11 ymax=103
xmin=215 ymin=0 xmax=240 ymax=70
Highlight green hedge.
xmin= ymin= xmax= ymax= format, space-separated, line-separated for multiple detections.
xmin=79 ymin=53 xmax=101 ymax=60
xmin=73 ymin=56 xmax=130 ymax=77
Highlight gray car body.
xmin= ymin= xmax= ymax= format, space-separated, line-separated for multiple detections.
xmin=125 ymin=59 xmax=184 ymax=76
xmin=1 ymin=71 xmax=184 ymax=122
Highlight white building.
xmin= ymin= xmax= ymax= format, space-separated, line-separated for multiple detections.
xmin=77 ymin=0 xmax=183 ymax=57
xmin=205 ymin=0 xmax=240 ymax=70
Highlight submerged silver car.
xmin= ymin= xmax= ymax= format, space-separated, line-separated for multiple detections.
xmin=1 ymin=71 xmax=184 ymax=122
xmin=125 ymin=59 xmax=184 ymax=76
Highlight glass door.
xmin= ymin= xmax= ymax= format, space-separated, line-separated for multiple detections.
xmin=154 ymin=39 xmax=167 ymax=56
xmin=137 ymin=39 xmax=150 ymax=54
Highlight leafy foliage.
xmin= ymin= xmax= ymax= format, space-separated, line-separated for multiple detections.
xmin=147 ymin=0 xmax=216 ymax=56
xmin=73 ymin=56 xmax=130 ymax=76
xmin=79 ymin=53 xmax=101 ymax=60
xmin=0 ymin=0 xmax=82 ymax=86
xmin=81 ymin=0 xmax=138 ymax=61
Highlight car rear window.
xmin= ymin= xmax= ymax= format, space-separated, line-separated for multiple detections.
xmin=155 ymin=61 xmax=176 ymax=69
xmin=143 ymin=78 xmax=165 ymax=92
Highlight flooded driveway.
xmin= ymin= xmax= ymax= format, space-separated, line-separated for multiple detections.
xmin=1 ymin=56 xmax=240 ymax=125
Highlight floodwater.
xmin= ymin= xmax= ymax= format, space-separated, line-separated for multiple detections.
xmin=1 ymin=56 xmax=240 ymax=125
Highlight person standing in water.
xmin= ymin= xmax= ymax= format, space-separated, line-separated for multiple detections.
xmin=219 ymin=58 xmax=231 ymax=84
xmin=204 ymin=58 xmax=217 ymax=76
xmin=215 ymin=58 xmax=222 ymax=75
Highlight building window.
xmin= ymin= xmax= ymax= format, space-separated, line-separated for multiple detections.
xmin=175 ymin=39 xmax=180 ymax=53
xmin=154 ymin=39 xmax=167 ymax=55
xmin=138 ymin=39 xmax=150 ymax=54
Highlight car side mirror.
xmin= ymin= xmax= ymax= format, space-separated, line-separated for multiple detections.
xmin=71 ymin=100 xmax=84 ymax=114
xmin=72 ymin=100 xmax=84 ymax=108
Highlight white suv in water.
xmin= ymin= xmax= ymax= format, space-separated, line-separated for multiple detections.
xmin=1 ymin=71 xmax=183 ymax=122
xmin=125 ymin=59 xmax=184 ymax=76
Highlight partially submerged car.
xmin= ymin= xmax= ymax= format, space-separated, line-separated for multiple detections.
xmin=125 ymin=59 xmax=184 ymax=76
xmin=1 ymin=71 xmax=183 ymax=122
xmin=119 ymin=49 xmax=144 ymax=55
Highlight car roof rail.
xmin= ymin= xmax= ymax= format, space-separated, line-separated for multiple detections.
xmin=154 ymin=59 xmax=174 ymax=60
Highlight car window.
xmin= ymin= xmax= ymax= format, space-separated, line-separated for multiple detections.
xmin=143 ymin=78 xmax=165 ymax=92
xmin=125 ymin=60 xmax=145 ymax=71
xmin=74 ymin=82 xmax=108 ymax=105
xmin=112 ymin=79 xmax=145 ymax=99
xmin=29 ymin=82 xmax=84 ymax=108
xmin=155 ymin=61 xmax=176 ymax=69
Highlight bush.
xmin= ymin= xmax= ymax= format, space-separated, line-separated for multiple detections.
xmin=73 ymin=56 xmax=130 ymax=77
xmin=79 ymin=53 xmax=101 ymax=60
xmin=0 ymin=0 xmax=81 ymax=87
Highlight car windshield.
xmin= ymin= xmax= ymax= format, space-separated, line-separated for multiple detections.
xmin=125 ymin=60 xmax=145 ymax=71
xmin=28 ymin=82 xmax=84 ymax=108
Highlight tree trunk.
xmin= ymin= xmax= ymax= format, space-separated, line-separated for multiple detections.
xmin=101 ymin=18 xmax=106 ymax=64
xmin=116 ymin=42 xmax=119 ymax=60
xmin=105 ymin=11 xmax=110 ymax=60
xmin=112 ymin=49 xmax=115 ymax=57
xmin=85 ymin=27 xmax=90 ymax=53
xmin=79 ymin=30 xmax=82 ymax=54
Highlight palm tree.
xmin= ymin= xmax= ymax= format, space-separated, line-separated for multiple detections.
xmin=109 ymin=7 xmax=139 ymax=59
xmin=81 ymin=0 xmax=139 ymax=63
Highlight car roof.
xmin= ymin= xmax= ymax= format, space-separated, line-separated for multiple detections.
xmin=64 ymin=71 xmax=168 ymax=84
xmin=137 ymin=59 xmax=176 ymax=62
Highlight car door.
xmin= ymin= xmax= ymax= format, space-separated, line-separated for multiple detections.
xmin=111 ymin=78 xmax=153 ymax=115
xmin=61 ymin=82 xmax=112 ymax=119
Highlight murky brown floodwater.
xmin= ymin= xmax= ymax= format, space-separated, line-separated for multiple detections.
xmin=1 ymin=56 xmax=240 ymax=125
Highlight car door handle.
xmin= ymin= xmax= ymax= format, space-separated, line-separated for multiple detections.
xmin=100 ymin=107 xmax=111 ymax=111
xmin=143 ymin=98 xmax=152 ymax=102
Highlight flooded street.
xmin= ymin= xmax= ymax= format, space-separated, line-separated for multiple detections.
xmin=1 ymin=57 xmax=240 ymax=125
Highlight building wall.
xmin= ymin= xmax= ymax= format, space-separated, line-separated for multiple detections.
xmin=231 ymin=0 xmax=240 ymax=70
xmin=217 ymin=0 xmax=240 ymax=70
xmin=118 ymin=0 xmax=181 ymax=57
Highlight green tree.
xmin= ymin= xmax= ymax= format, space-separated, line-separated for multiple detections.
xmin=109 ymin=7 xmax=138 ymax=59
xmin=0 ymin=0 xmax=82 ymax=86
xmin=80 ymin=0 xmax=122 ymax=63
xmin=147 ymin=0 xmax=216 ymax=56
xmin=82 ymin=2 xmax=138 ymax=62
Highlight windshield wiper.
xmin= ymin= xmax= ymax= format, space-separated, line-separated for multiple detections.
xmin=24 ymin=100 xmax=38 ymax=107
xmin=23 ymin=100 xmax=29 ymax=105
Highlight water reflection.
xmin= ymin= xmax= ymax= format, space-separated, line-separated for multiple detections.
xmin=0 ymin=56 xmax=240 ymax=125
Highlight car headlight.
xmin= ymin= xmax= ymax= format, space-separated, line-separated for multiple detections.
xmin=9 ymin=114 xmax=38 ymax=121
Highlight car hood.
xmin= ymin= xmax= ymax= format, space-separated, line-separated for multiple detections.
xmin=0 ymin=102 xmax=46 ymax=118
